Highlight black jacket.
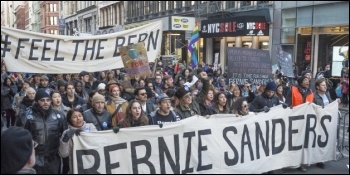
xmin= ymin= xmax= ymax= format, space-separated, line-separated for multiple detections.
xmin=249 ymin=93 xmax=280 ymax=112
xmin=313 ymin=91 xmax=332 ymax=107
xmin=24 ymin=105 xmax=66 ymax=157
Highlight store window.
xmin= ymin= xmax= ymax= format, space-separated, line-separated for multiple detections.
xmin=296 ymin=27 xmax=312 ymax=75
xmin=281 ymin=9 xmax=296 ymax=44
xmin=318 ymin=33 xmax=349 ymax=77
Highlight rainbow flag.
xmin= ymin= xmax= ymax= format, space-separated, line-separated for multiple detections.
xmin=188 ymin=22 xmax=199 ymax=68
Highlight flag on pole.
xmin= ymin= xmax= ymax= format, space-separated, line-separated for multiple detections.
xmin=188 ymin=22 xmax=199 ymax=68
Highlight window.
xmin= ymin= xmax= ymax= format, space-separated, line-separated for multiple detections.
xmin=143 ymin=1 xmax=150 ymax=15
xmin=281 ymin=28 xmax=295 ymax=44
xmin=49 ymin=4 xmax=57 ymax=12
xmin=226 ymin=1 xmax=235 ymax=9
xmin=50 ymin=16 xmax=57 ymax=25
xmin=240 ymin=1 xmax=252 ymax=7
xmin=85 ymin=18 xmax=92 ymax=33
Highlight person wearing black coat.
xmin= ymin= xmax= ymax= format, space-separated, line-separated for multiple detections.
xmin=1 ymin=77 xmax=18 ymax=128
xmin=249 ymin=82 xmax=280 ymax=113
xmin=24 ymin=89 xmax=66 ymax=174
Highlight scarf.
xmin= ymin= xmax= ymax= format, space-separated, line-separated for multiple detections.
xmin=109 ymin=95 xmax=127 ymax=109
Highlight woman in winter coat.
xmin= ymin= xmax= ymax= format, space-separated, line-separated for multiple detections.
xmin=15 ymin=87 xmax=36 ymax=127
xmin=1 ymin=77 xmax=18 ymax=128
xmin=105 ymin=84 xmax=129 ymax=126
xmin=59 ymin=108 xmax=97 ymax=174
xmin=117 ymin=100 xmax=149 ymax=128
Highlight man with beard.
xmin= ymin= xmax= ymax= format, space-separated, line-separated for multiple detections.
xmin=134 ymin=87 xmax=156 ymax=116
xmin=15 ymin=87 xmax=36 ymax=127
xmin=24 ymin=89 xmax=66 ymax=174
xmin=38 ymin=75 xmax=55 ymax=95
xmin=161 ymin=75 xmax=175 ymax=94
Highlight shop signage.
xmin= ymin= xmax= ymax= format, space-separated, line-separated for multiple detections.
xmin=200 ymin=16 xmax=269 ymax=38
xmin=171 ymin=16 xmax=195 ymax=31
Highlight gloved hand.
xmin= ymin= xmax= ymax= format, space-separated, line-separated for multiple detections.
xmin=113 ymin=126 xmax=120 ymax=133
xmin=75 ymin=129 xmax=83 ymax=136
xmin=282 ymin=103 xmax=288 ymax=109
xmin=62 ymin=129 xmax=77 ymax=142
xmin=263 ymin=106 xmax=270 ymax=113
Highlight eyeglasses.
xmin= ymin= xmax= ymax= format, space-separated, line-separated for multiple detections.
xmin=139 ymin=93 xmax=147 ymax=96
xmin=33 ymin=141 xmax=38 ymax=148
xmin=39 ymin=98 xmax=51 ymax=102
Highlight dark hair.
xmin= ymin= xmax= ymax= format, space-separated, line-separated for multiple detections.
xmin=65 ymin=82 xmax=75 ymax=91
xmin=145 ymin=86 xmax=153 ymax=98
xmin=214 ymin=92 xmax=230 ymax=113
xmin=134 ymin=87 xmax=146 ymax=96
xmin=315 ymin=78 xmax=326 ymax=89
xmin=232 ymin=97 xmax=248 ymax=114
xmin=88 ymin=90 xmax=97 ymax=102
xmin=3 ymin=77 xmax=14 ymax=86
xmin=66 ymin=108 xmax=84 ymax=126
xmin=166 ymin=89 xmax=176 ymax=98
xmin=50 ymin=90 xmax=61 ymax=98
xmin=119 ymin=100 xmax=148 ymax=127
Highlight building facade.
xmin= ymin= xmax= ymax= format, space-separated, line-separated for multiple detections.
xmin=15 ymin=4 xmax=25 ymax=30
xmin=125 ymin=1 xmax=202 ymax=63
xmin=24 ymin=1 xmax=34 ymax=31
xmin=62 ymin=1 xmax=98 ymax=36
xmin=31 ymin=1 xmax=41 ymax=33
xmin=272 ymin=1 xmax=349 ymax=77
xmin=40 ymin=1 xmax=59 ymax=34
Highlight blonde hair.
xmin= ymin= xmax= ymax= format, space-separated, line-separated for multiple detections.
xmin=26 ymin=87 xmax=36 ymax=94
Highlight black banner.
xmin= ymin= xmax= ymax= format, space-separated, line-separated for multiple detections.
xmin=200 ymin=16 xmax=269 ymax=38
xmin=227 ymin=47 xmax=273 ymax=85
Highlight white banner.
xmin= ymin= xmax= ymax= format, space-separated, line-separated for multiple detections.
xmin=72 ymin=102 xmax=338 ymax=174
xmin=1 ymin=21 xmax=163 ymax=74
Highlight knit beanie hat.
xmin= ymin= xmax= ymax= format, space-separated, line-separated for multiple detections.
xmin=109 ymin=84 xmax=120 ymax=93
xmin=40 ymin=75 xmax=49 ymax=81
xmin=297 ymin=76 xmax=308 ymax=85
xmin=97 ymin=83 xmax=106 ymax=91
xmin=57 ymin=80 xmax=66 ymax=88
xmin=301 ymin=70 xmax=311 ymax=77
xmin=35 ymin=89 xmax=50 ymax=102
xmin=1 ymin=126 xmax=33 ymax=174
xmin=92 ymin=93 xmax=105 ymax=104
xmin=265 ymin=82 xmax=277 ymax=91
xmin=175 ymin=86 xmax=191 ymax=99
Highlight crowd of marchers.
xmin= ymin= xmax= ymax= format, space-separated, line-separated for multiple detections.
xmin=1 ymin=58 xmax=349 ymax=174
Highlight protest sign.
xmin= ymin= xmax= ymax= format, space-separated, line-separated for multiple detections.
xmin=227 ymin=47 xmax=273 ymax=85
xmin=276 ymin=47 xmax=294 ymax=77
xmin=119 ymin=42 xmax=152 ymax=79
xmin=72 ymin=102 xmax=338 ymax=174
xmin=1 ymin=21 xmax=163 ymax=74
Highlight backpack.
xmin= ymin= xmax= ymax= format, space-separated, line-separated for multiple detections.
xmin=335 ymin=85 xmax=343 ymax=98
